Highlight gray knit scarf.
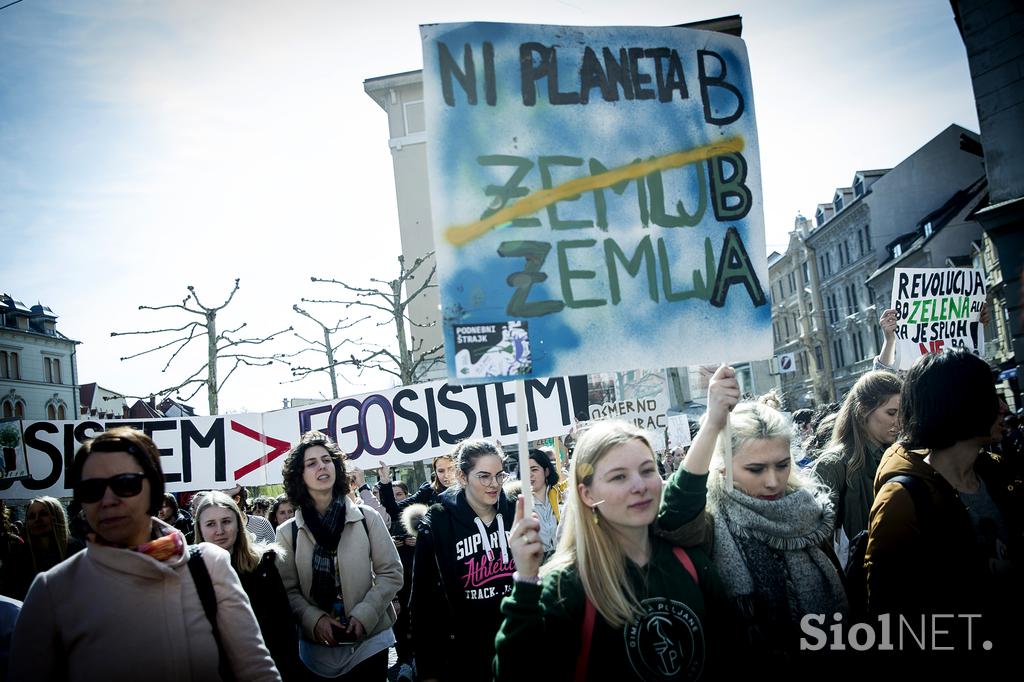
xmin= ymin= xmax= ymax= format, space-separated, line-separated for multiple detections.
xmin=706 ymin=482 xmax=848 ymax=620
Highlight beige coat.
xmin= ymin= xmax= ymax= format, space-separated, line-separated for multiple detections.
xmin=277 ymin=496 xmax=402 ymax=640
xmin=9 ymin=525 xmax=280 ymax=682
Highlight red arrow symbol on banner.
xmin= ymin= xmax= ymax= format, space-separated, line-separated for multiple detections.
xmin=231 ymin=421 xmax=291 ymax=481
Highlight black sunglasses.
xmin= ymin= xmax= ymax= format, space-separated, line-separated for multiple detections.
xmin=74 ymin=473 xmax=147 ymax=504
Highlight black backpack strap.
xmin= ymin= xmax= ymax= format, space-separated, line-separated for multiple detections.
xmin=292 ymin=518 xmax=298 ymax=549
xmin=361 ymin=516 xmax=371 ymax=563
xmin=187 ymin=546 xmax=235 ymax=682
xmin=885 ymin=474 xmax=931 ymax=526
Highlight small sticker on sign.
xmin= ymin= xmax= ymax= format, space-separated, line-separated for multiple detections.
xmin=453 ymin=321 xmax=532 ymax=378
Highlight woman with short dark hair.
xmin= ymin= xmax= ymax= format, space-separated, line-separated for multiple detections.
xmin=270 ymin=494 xmax=295 ymax=532
xmin=866 ymin=350 xmax=1020 ymax=667
xmin=158 ymin=492 xmax=194 ymax=543
xmin=8 ymin=426 xmax=280 ymax=681
xmin=276 ymin=431 xmax=402 ymax=681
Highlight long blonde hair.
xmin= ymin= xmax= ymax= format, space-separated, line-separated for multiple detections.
xmin=194 ymin=491 xmax=262 ymax=574
xmin=818 ymin=371 xmax=902 ymax=485
xmin=26 ymin=496 xmax=70 ymax=572
xmin=542 ymin=420 xmax=658 ymax=628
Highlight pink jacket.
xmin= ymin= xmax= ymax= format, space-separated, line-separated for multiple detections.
xmin=9 ymin=523 xmax=280 ymax=682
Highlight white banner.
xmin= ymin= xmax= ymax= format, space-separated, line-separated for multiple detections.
xmin=890 ymin=267 xmax=986 ymax=370
xmin=0 ymin=376 xmax=577 ymax=499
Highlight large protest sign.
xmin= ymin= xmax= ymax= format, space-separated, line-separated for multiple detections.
xmin=0 ymin=376 xmax=577 ymax=499
xmin=421 ymin=22 xmax=772 ymax=383
xmin=890 ymin=268 xmax=986 ymax=370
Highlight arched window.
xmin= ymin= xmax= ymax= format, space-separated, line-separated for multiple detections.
xmin=47 ymin=404 xmax=57 ymax=420
xmin=44 ymin=357 xmax=53 ymax=383
xmin=14 ymin=401 xmax=24 ymax=419
xmin=2 ymin=401 xmax=12 ymax=419
xmin=57 ymin=404 xmax=66 ymax=420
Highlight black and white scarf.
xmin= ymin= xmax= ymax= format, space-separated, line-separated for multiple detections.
xmin=302 ymin=497 xmax=348 ymax=613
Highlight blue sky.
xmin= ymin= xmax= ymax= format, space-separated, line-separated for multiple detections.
xmin=0 ymin=0 xmax=980 ymax=414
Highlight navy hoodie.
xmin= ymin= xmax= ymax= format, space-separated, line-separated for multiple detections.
xmin=411 ymin=485 xmax=516 ymax=682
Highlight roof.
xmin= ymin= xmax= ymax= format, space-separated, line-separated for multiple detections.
xmin=129 ymin=400 xmax=163 ymax=419
xmin=80 ymin=383 xmax=97 ymax=409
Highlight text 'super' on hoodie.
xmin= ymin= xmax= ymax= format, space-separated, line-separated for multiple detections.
xmin=410 ymin=485 xmax=516 ymax=682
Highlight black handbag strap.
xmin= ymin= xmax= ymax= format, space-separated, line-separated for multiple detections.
xmin=188 ymin=545 xmax=235 ymax=682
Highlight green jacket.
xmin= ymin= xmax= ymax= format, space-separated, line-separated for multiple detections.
xmin=493 ymin=469 xmax=725 ymax=681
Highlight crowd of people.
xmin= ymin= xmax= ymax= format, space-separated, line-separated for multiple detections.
xmin=0 ymin=321 xmax=1021 ymax=679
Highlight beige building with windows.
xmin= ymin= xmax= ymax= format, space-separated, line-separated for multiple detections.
xmin=1 ymin=293 xmax=79 ymax=420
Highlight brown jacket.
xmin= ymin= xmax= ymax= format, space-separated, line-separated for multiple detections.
xmin=865 ymin=444 xmax=983 ymax=615
xmin=277 ymin=496 xmax=402 ymax=640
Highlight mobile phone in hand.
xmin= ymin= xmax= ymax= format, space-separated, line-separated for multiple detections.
xmin=331 ymin=623 xmax=359 ymax=643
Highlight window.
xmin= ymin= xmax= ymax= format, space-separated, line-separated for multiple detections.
xmin=834 ymin=193 xmax=844 ymax=212
xmin=784 ymin=316 xmax=790 ymax=338
xmin=403 ymin=100 xmax=425 ymax=135
xmin=825 ymin=253 xmax=832 ymax=276
xmin=788 ymin=272 xmax=796 ymax=294
xmin=2 ymin=401 xmax=11 ymax=419
xmin=9 ymin=353 xmax=18 ymax=380
xmin=833 ymin=340 xmax=846 ymax=368
xmin=843 ymin=242 xmax=851 ymax=264
xmin=857 ymin=331 xmax=865 ymax=361
xmin=851 ymin=286 xmax=859 ymax=310
xmin=873 ymin=324 xmax=882 ymax=356
xmin=54 ymin=359 xmax=61 ymax=384
xmin=47 ymin=404 xmax=57 ymax=419
xmin=854 ymin=176 xmax=864 ymax=197
xmin=816 ymin=209 xmax=825 ymax=227
xmin=15 ymin=401 xmax=24 ymax=418
xmin=839 ymin=245 xmax=846 ymax=267
xmin=857 ymin=229 xmax=865 ymax=256
xmin=45 ymin=357 xmax=53 ymax=383
xmin=893 ymin=244 xmax=902 ymax=259
xmin=852 ymin=333 xmax=861 ymax=360
xmin=864 ymin=223 xmax=871 ymax=247
xmin=802 ymin=261 xmax=810 ymax=285
xmin=815 ymin=346 xmax=824 ymax=370
xmin=0 ymin=351 xmax=6 ymax=379
xmin=58 ymin=404 xmax=66 ymax=420
xmin=923 ymin=221 xmax=933 ymax=238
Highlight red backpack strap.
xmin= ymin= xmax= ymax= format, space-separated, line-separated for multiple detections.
xmin=672 ymin=546 xmax=699 ymax=585
xmin=575 ymin=598 xmax=596 ymax=682
xmin=575 ymin=547 xmax=697 ymax=682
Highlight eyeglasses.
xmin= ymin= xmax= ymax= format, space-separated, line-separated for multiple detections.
xmin=473 ymin=472 xmax=508 ymax=487
xmin=74 ymin=473 xmax=146 ymax=503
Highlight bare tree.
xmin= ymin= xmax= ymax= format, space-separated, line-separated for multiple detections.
xmin=304 ymin=252 xmax=442 ymax=386
xmin=110 ymin=279 xmax=292 ymax=414
xmin=277 ymin=304 xmax=367 ymax=399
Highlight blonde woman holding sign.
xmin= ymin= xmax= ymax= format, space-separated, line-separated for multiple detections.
xmin=662 ymin=365 xmax=846 ymax=667
xmin=494 ymin=419 xmax=724 ymax=681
